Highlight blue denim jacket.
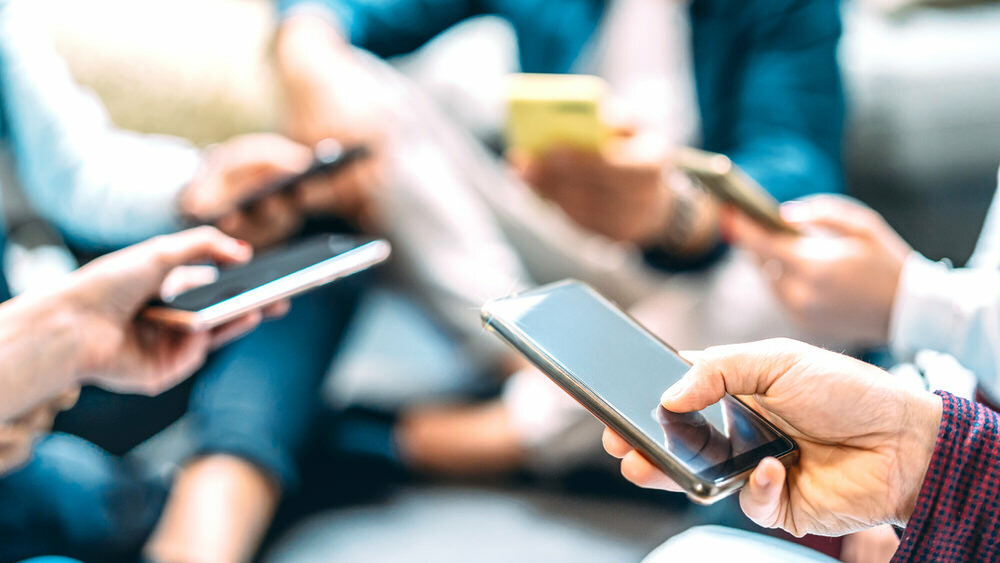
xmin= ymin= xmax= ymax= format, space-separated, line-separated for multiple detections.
xmin=277 ymin=0 xmax=845 ymax=201
xmin=0 ymin=0 xmax=197 ymax=249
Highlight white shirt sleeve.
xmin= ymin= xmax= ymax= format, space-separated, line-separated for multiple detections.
xmin=891 ymin=248 xmax=1000 ymax=398
xmin=0 ymin=2 xmax=198 ymax=248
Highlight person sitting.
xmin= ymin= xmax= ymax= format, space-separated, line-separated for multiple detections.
xmin=0 ymin=3 xmax=367 ymax=560
xmin=271 ymin=0 xmax=845 ymax=478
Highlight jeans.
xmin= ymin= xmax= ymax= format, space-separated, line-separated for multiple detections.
xmin=0 ymin=275 xmax=364 ymax=562
xmin=0 ymin=229 xmax=9 ymax=301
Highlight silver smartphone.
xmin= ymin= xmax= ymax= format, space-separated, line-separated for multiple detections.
xmin=143 ymin=234 xmax=390 ymax=330
xmin=481 ymin=280 xmax=798 ymax=504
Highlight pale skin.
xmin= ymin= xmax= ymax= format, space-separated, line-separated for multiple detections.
xmin=179 ymin=133 xmax=314 ymax=250
xmin=275 ymin=14 xmax=387 ymax=229
xmin=603 ymin=338 xmax=943 ymax=538
xmin=0 ymin=227 xmax=286 ymax=473
xmin=512 ymin=141 xmax=721 ymax=254
xmin=724 ymin=195 xmax=911 ymax=346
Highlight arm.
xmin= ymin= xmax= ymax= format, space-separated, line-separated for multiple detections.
xmin=0 ymin=3 xmax=197 ymax=249
xmin=275 ymin=0 xmax=483 ymax=59
xmin=0 ymin=289 xmax=85 ymax=421
xmin=894 ymin=392 xmax=1000 ymax=562
xmin=721 ymin=0 xmax=845 ymax=202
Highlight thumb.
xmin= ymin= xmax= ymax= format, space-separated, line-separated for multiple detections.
xmin=661 ymin=341 xmax=793 ymax=413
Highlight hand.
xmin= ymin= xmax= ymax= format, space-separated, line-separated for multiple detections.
xmin=276 ymin=15 xmax=386 ymax=227
xmin=513 ymin=144 xmax=671 ymax=244
xmin=602 ymin=338 xmax=942 ymax=537
xmin=724 ymin=195 xmax=911 ymax=346
xmin=179 ymin=134 xmax=313 ymax=248
xmin=0 ymin=388 xmax=79 ymax=474
xmin=62 ymin=227 xmax=287 ymax=396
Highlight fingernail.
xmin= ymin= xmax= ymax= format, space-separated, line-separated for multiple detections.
xmin=661 ymin=377 xmax=689 ymax=405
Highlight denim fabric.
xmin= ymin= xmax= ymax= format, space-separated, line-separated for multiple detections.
xmin=0 ymin=434 xmax=169 ymax=563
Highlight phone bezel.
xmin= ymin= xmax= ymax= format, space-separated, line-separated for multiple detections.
xmin=481 ymin=279 xmax=798 ymax=504
xmin=143 ymin=237 xmax=390 ymax=331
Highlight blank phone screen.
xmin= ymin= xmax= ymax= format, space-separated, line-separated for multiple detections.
xmin=486 ymin=282 xmax=794 ymax=482
xmin=161 ymin=235 xmax=365 ymax=312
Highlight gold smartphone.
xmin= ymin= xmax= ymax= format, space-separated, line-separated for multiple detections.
xmin=674 ymin=147 xmax=800 ymax=235
xmin=505 ymin=73 xmax=610 ymax=155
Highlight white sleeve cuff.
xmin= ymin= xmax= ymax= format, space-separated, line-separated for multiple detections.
xmin=889 ymin=252 xmax=957 ymax=364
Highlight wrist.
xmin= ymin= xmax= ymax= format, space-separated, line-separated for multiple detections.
xmin=891 ymin=391 xmax=942 ymax=526
xmin=15 ymin=286 xmax=94 ymax=387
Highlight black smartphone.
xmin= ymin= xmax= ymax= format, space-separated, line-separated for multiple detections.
xmin=481 ymin=280 xmax=798 ymax=504
xmin=202 ymin=141 xmax=371 ymax=223
xmin=143 ymin=234 xmax=389 ymax=330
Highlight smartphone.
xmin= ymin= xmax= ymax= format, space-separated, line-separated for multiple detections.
xmin=143 ymin=234 xmax=390 ymax=330
xmin=673 ymin=147 xmax=800 ymax=235
xmin=481 ymin=280 xmax=798 ymax=504
xmin=505 ymin=73 xmax=609 ymax=155
xmin=201 ymin=141 xmax=371 ymax=223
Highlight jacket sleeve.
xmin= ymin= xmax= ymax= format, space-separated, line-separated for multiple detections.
xmin=275 ymin=0 xmax=485 ymax=59
xmin=723 ymin=0 xmax=845 ymax=202
xmin=0 ymin=3 xmax=195 ymax=249
xmin=894 ymin=392 xmax=1000 ymax=562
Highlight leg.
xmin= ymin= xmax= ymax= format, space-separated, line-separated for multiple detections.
xmin=0 ymin=433 xmax=167 ymax=563
xmin=144 ymin=277 xmax=363 ymax=563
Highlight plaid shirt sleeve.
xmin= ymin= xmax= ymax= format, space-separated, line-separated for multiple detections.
xmin=892 ymin=391 xmax=1000 ymax=562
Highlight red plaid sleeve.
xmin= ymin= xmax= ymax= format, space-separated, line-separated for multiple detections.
xmin=892 ymin=391 xmax=1000 ymax=562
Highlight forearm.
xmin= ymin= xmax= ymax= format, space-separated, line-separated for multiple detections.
xmin=0 ymin=289 xmax=84 ymax=421
xmin=0 ymin=5 xmax=193 ymax=248
xmin=275 ymin=14 xmax=368 ymax=144
xmin=894 ymin=392 xmax=1000 ymax=562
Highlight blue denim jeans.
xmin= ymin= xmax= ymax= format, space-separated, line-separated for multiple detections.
xmin=0 ymin=274 xmax=364 ymax=562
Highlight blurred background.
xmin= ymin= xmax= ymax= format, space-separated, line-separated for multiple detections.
xmin=19 ymin=0 xmax=1000 ymax=560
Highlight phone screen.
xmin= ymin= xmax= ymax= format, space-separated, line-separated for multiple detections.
xmin=161 ymin=235 xmax=368 ymax=312
xmin=484 ymin=282 xmax=795 ymax=483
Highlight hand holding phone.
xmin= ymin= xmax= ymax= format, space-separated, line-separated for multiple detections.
xmin=604 ymin=338 xmax=943 ymax=539
xmin=481 ymin=280 xmax=798 ymax=504
xmin=144 ymin=234 xmax=389 ymax=330
xmin=673 ymin=147 xmax=800 ymax=235
xmin=229 ymin=139 xmax=371 ymax=217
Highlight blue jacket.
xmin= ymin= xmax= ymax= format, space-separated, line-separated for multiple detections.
xmin=277 ymin=0 xmax=845 ymax=200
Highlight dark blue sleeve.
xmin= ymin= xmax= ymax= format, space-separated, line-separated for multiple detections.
xmin=275 ymin=0 xmax=485 ymax=59
xmin=725 ymin=0 xmax=845 ymax=202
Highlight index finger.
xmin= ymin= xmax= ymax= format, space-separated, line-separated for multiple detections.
xmin=149 ymin=227 xmax=253 ymax=275
xmin=661 ymin=339 xmax=806 ymax=413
